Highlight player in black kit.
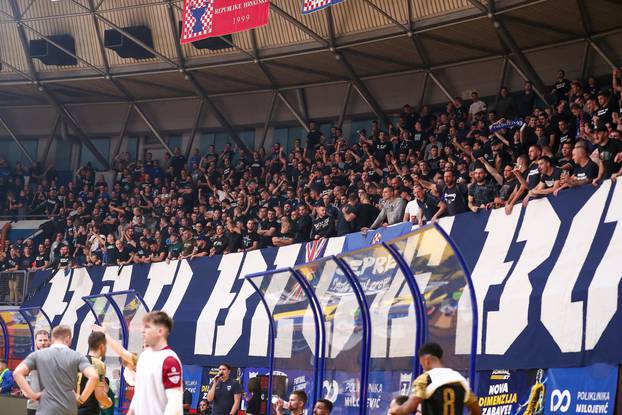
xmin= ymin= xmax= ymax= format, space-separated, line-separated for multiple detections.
xmin=389 ymin=343 xmax=481 ymax=415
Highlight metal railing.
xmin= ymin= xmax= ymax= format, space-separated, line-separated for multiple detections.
xmin=0 ymin=271 xmax=30 ymax=306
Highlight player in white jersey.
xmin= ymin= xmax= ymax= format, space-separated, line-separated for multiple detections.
xmin=128 ymin=311 xmax=183 ymax=415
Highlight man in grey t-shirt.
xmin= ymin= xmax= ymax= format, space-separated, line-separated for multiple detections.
xmin=26 ymin=329 xmax=51 ymax=415
xmin=369 ymin=186 xmax=406 ymax=229
xmin=14 ymin=325 xmax=99 ymax=415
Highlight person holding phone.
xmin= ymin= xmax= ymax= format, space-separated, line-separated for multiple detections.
xmin=207 ymin=364 xmax=242 ymax=415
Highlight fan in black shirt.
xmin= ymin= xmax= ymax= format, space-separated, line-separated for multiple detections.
xmin=133 ymin=239 xmax=152 ymax=264
xmin=337 ymin=195 xmax=360 ymax=236
xmin=242 ymin=220 xmax=260 ymax=251
xmin=56 ymin=245 xmax=74 ymax=270
xmin=594 ymin=130 xmax=622 ymax=179
xmin=295 ymin=206 xmax=313 ymax=243
xmin=355 ymin=193 xmax=380 ymax=230
xmin=436 ymin=171 xmax=468 ymax=217
xmin=311 ymin=206 xmax=335 ymax=240
xmin=523 ymin=156 xmax=562 ymax=207
xmin=104 ymin=235 xmax=118 ymax=266
xmin=210 ymin=225 xmax=229 ymax=256
xmin=555 ymin=146 xmax=599 ymax=195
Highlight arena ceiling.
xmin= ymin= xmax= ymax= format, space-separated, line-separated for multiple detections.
xmin=0 ymin=0 xmax=620 ymax=167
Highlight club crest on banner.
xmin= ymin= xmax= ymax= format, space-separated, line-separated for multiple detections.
xmin=181 ymin=0 xmax=270 ymax=44
xmin=302 ymin=0 xmax=345 ymax=15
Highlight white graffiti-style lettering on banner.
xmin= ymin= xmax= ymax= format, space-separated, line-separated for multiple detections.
xmin=33 ymin=181 xmax=622 ymax=368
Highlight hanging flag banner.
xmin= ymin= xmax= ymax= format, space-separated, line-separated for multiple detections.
xmin=181 ymin=0 xmax=270 ymax=44
xmin=302 ymin=0 xmax=345 ymax=15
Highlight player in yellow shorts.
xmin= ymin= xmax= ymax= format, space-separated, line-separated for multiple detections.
xmin=389 ymin=342 xmax=481 ymax=415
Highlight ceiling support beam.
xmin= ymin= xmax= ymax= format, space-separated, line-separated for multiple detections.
xmin=421 ymin=33 xmax=501 ymax=56
xmin=133 ymin=105 xmax=174 ymax=155
xmin=9 ymin=0 xmax=110 ymax=169
xmin=468 ymin=0 xmax=551 ymax=106
xmin=69 ymin=0 xmax=179 ymax=68
xmin=428 ymin=72 xmax=454 ymax=102
xmin=186 ymin=75 xmax=251 ymax=154
xmin=580 ymin=41 xmax=591 ymax=79
xmin=278 ymin=91 xmax=309 ymax=132
xmin=324 ymin=6 xmax=388 ymax=126
xmin=185 ymin=100 xmax=205 ymax=158
xmin=339 ymin=53 xmax=389 ymax=127
xmin=87 ymin=0 xmax=111 ymax=73
xmin=250 ymin=24 xmax=310 ymax=133
xmin=502 ymin=15 xmax=578 ymax=38
xmin=589 ymin=40 xmax=617 ymax=70
xmin=418 ymin=72 xmax=429 ymax=109
xmin=405 ymin=0 xmax=455 ymax=105
xmin=494 ymin=57 xmax=509 ymax=108
xmin=0 ymin=112 xmax=35 ymax=164
xmin=19 ymin=23 xmax=107 ymax=75
xmin=166 ymin=0 xmax=186 ymax=67
xmin=72 ymin=0 xmax=250 ymax=155
xmin=270 ymin=3 xmax=330 ymax=48
xmin=3 ymin=24 xmax=622 ymax=110
xmin=337 ymin=82 xmax=352 ymax=129
xmin=1 ymin=14 xmax=622 ymax=89
xmin=260 ymin=92 xmax=278 ymax=148
xmin=40 ymin=115 xmax=62 ymax=165
xmin=111 ymin=104 xmax=134 ymax=160
xmin=296 ymin=89 xmax=309 ymax=123
xmin=506 ymin=58 xmax=548 ymax=105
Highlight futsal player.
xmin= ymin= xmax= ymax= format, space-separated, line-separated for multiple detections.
xmin=128 ymin=311 xmax=183 ymax=415
xmin=389 ymin=342 xmax=481 ymax=415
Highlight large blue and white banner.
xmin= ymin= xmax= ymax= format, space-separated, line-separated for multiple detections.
xmin=25 ymin=180 xmax=622 ymax=370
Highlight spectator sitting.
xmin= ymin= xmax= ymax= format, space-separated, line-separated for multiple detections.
xmin=0 ymin=359 xmax=14 ymax=394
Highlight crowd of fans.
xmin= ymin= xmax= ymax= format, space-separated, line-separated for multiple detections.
xmin=0 ymin=68 xmax=621 ymax=275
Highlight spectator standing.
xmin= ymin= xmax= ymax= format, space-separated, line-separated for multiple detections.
xmin=516 ymin=81 xmax=536 ymax=118
xmin=369 ymin=187 xmax=406 ymax=229
xmin=468 ymin=91 xmax=487 ymax=121
xmin=552 ymin=69 xmax=571 ymax=103
xmin=245 ymin=377 xmax=262 ymax=415
xmin=496 ymin=87 xmax=517 ymax=119
xmin=26 ymin=330 xmax=50 ymax=415
xmin=207 ymin=363 xmax=242 ymax=415
xmin=78 ymin=332 xmax=113 ymax=415
xmin=414 ymin=185 xmax=441 ymax=225
xmin=436 ymin=170 xmax=468 ymax=217
xmin=468 ymin=167 xmax=499 ymax=213
xmin=128 ymin=311 xmax=183 ymax=415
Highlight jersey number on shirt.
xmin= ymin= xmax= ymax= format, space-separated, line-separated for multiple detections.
xmin=443 ymin=388 xmax=456 ymax=415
